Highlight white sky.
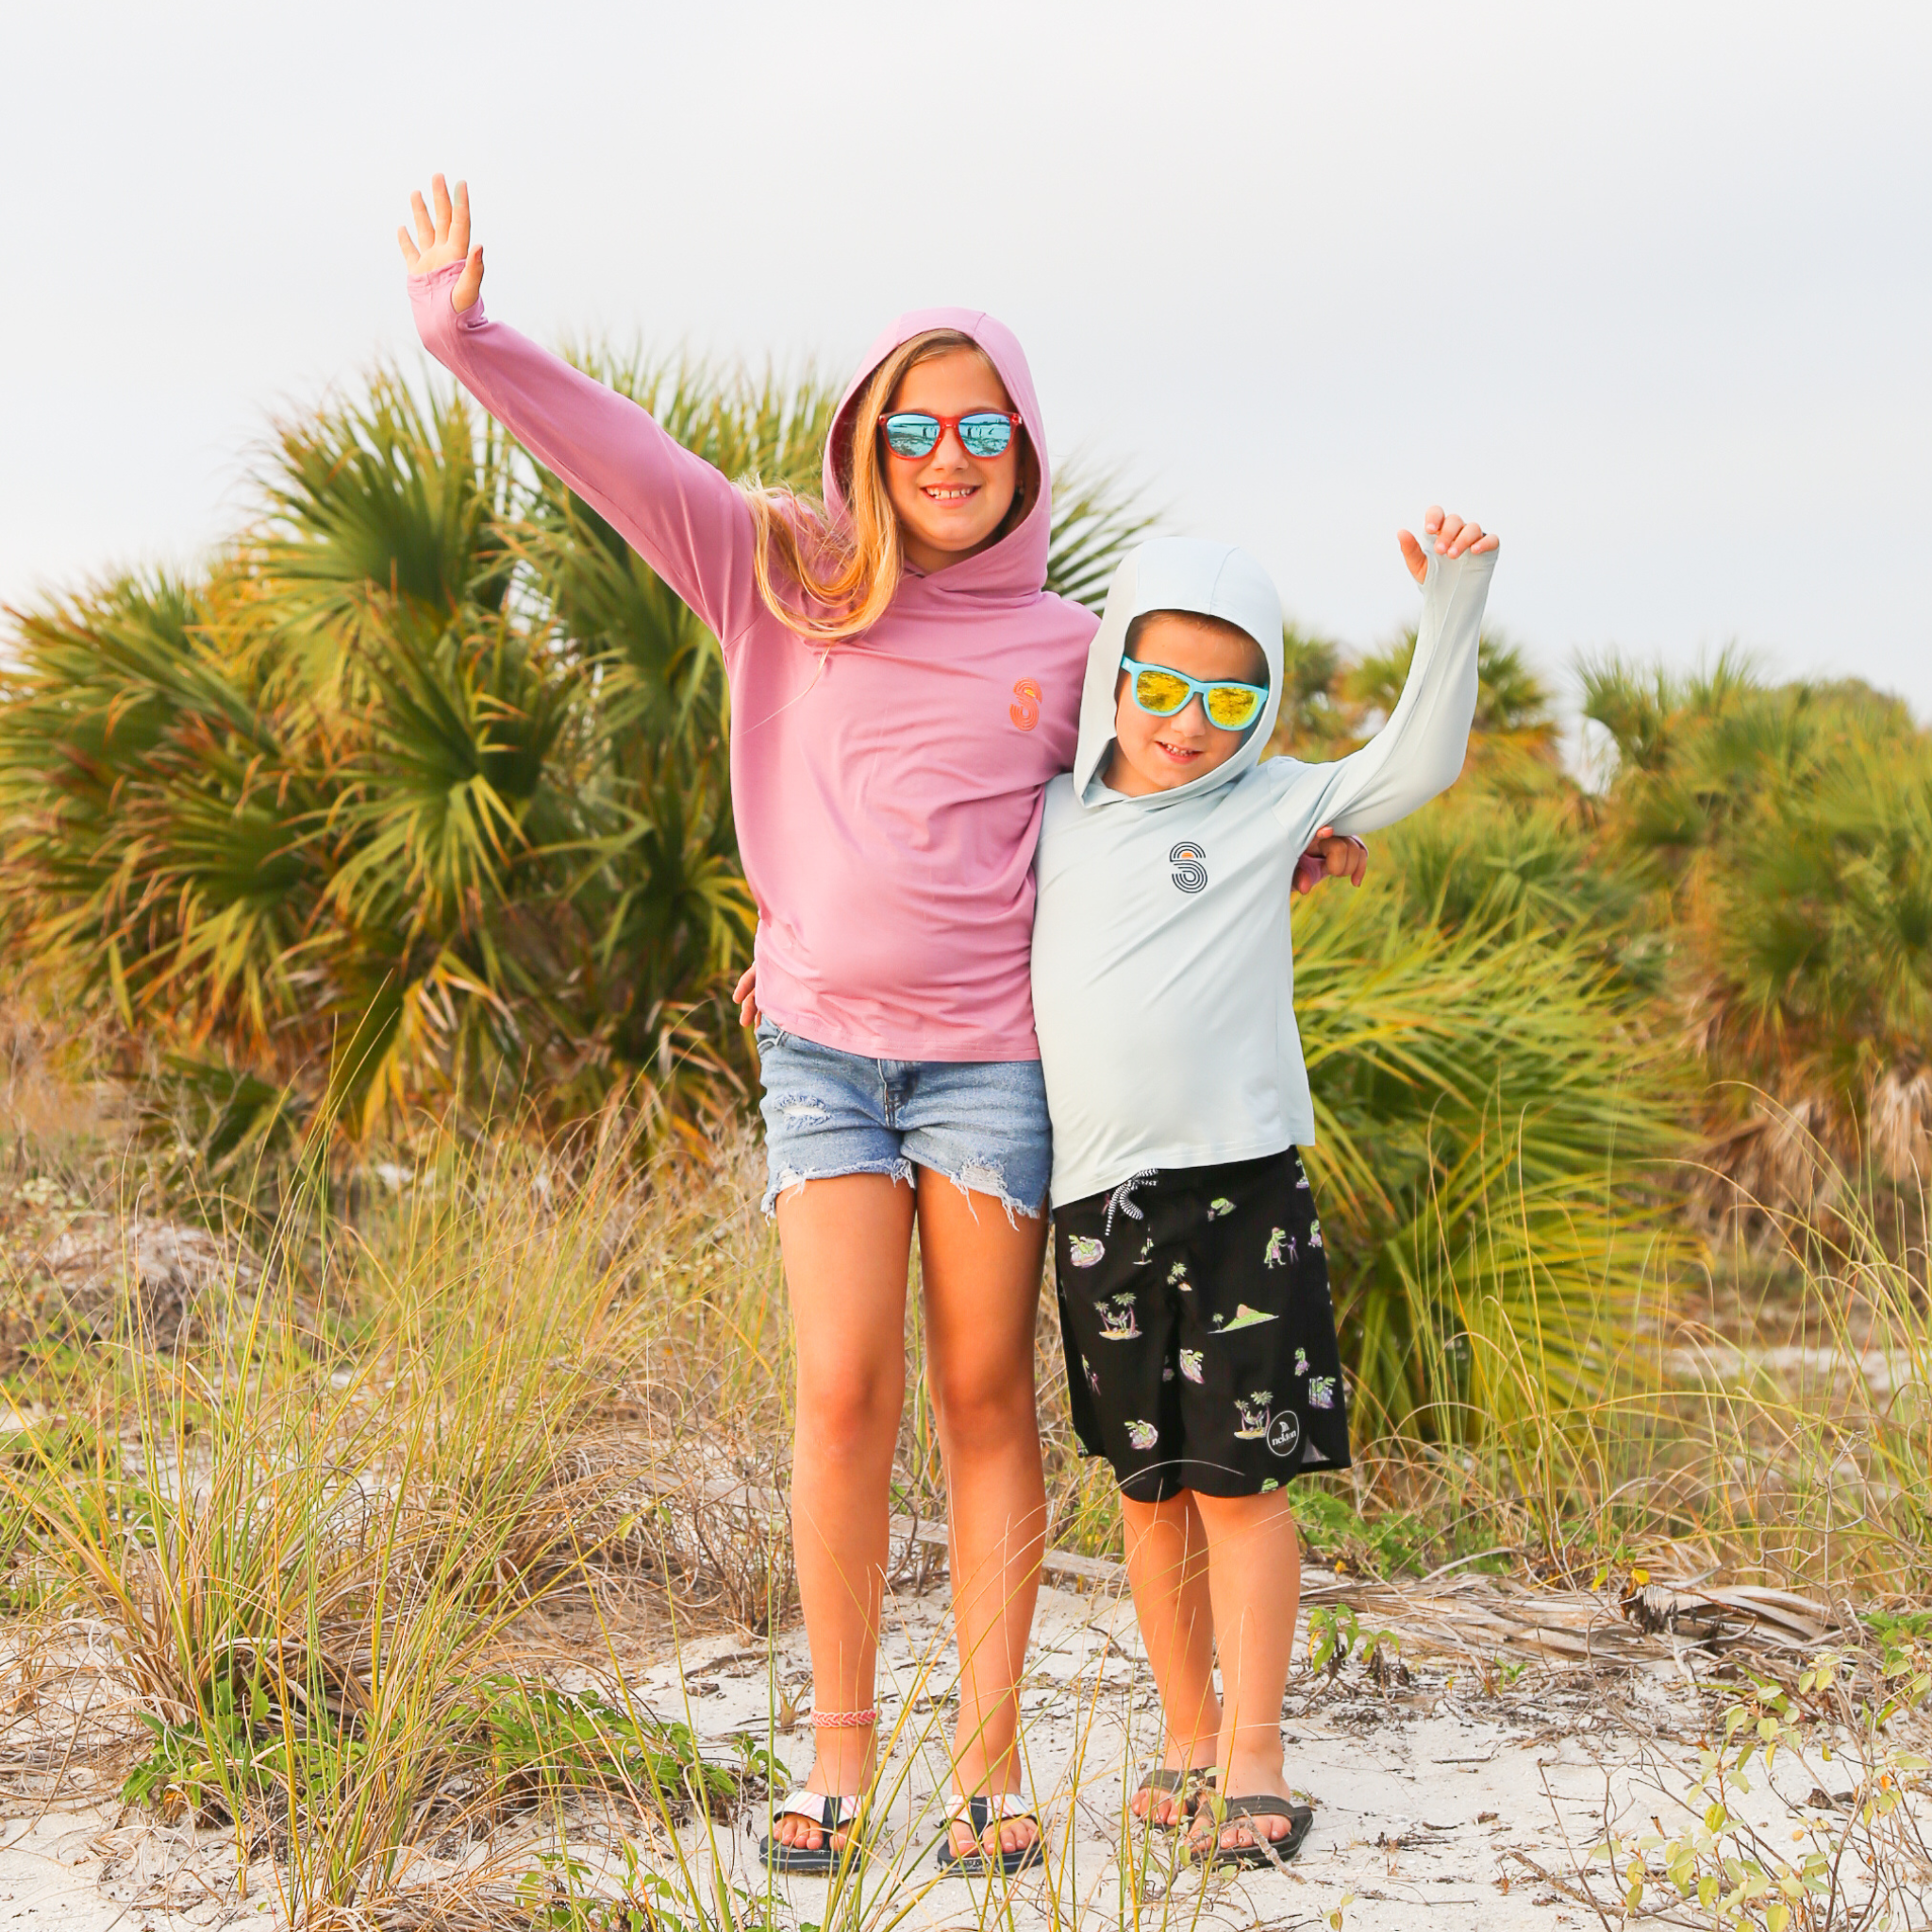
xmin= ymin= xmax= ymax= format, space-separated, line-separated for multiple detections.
xmin=5 ymin=2 xmax=1928 ymax=713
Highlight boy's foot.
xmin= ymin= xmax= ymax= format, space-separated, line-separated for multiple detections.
xmin=1131 ymin=1762 xmax=1216 ymax=1829
xmin=1187 ymin=1764 xmax=1307 ymax=1858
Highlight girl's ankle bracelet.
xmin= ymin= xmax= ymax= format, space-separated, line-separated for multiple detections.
xmin=809 ymin=1707 xmax=878 ymax=1729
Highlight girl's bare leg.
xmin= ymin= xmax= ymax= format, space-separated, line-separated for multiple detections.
xmin=1119 ymin=1491 xmax=1220 ymax=1824
xmin=771 ymin=1174 xmax=916 ymax=1852
xmin=916 ymin=1175 xmax=1050 ymax=1858
xmin=1191 ymin=1489 xmax=1303 ymax=1852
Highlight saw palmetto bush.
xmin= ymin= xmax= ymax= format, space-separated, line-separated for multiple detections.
xmin=1582 ymin=652 xmax=1932 ymax=1204
xmin=0 ymin=357 xmax=1147 ymax=1174
xmin=1290 ymin=865 xmax=1687 ymax=1443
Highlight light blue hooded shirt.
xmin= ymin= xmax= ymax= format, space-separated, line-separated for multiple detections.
xmin=1029 ymin=536 xmax=1498 ymax=1208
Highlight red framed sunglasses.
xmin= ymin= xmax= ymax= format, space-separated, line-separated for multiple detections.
xmin=876 ymin=409 xmax=1022 ymax=460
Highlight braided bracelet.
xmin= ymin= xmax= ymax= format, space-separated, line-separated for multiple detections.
xmin=808 ymin=1707 xmax=878 ymax=1729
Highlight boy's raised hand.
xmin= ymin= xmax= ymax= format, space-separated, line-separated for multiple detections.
xmin=1398 ymin=505 xmax=1498 ymax=584
xmin=396 ymin=173 xmax=485 ymax=312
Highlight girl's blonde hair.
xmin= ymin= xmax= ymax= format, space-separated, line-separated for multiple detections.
xmin=742 ymin=329 xmax=1035 ymax=645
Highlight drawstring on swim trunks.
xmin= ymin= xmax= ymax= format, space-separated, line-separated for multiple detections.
xmin=1103 ymin=1170 xmax=1158 ymax=1235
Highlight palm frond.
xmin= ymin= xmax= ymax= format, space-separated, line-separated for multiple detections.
xmin=1044 ymin=460 xmax=1157 ymax=609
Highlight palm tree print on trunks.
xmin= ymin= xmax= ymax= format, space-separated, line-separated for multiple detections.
xmin=1233 ymin=1391 xmax=1274 ymax=1439
xmin=1210 ymin=1304 xmax=1277 ymax=1332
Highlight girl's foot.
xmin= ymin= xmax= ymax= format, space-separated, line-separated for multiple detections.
xmin=772 ymin=1784 xmax=855 ymax=1855
xmin=773 ymin=1720 xmax=876 ymax=1855
xmin=763 ymin=1789 xmax=866 ymax=1874
xmin=949 ymin=1809 xmax=1038 ymax=1860
xmin=939 ymin=1791 xmax=1043 ymax=1873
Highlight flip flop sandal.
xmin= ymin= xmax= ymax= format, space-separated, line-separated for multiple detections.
xmin=935 ymin=1791 xmax=1045 ymax=1877
xmin=1133 ymin=1764 xmax=1216 ymax=1830
xmin=761 ymin=1790 xmax=864 ymax=1875
xmin=1190 ymin=1794 xmax=1314 ymax=1869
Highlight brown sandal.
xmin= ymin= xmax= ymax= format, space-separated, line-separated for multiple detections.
xmin=1190 ymin=1793 xmax=1314 ymax=1867
xmin=1133 ymin=1764 xmax=1216 ymax=1831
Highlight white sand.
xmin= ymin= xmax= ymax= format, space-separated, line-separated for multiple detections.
xmin=4 ymin=1581 xmax=1922 ymax=1929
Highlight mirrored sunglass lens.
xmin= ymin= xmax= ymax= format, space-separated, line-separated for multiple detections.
xmin=1206 ymin=686 xmax=1262 ymax=729
xmin=884 ymin=414 xmax=940 ymax=456
xmin=1133 ymin=669 xmax=1191 ymax=713
xmin=958 ymin=414 xmax=1014 ymax=457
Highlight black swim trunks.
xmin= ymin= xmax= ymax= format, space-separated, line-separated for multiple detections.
xmin=1053 ymin=1148 xmax=1351 ymax=1503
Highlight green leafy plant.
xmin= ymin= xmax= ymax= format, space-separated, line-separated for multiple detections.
xmin=0 ymin=359 xmax=1151 ymax=1176
xmin=1591 ymin=1651 xmax=1930 ymax=1930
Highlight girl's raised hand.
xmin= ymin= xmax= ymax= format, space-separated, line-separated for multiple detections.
xmin=396 ymin=173 xmax=484 ymax=313
xmin=1398 ymin=506 xmax=1498 ymax=584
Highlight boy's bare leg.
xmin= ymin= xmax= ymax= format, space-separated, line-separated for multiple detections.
xmin=917 ymin=1175 xmax=1050 ymax=1859
xmin=1120 ymin=1491 xmax=1220 ymax=1824
xmin=772 ymin=1174 xmax=917 ymax=1851
xmin=1191 ymin=1489 xmax=1303 ymax=1851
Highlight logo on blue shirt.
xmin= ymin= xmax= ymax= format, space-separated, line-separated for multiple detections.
xmin=1169 ymin=843 xmax=1208 ymax=893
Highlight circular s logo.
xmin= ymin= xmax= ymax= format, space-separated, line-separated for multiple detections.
xmin=1169 ymin=842 xmax=1208 ymax=893
xmin=1009 ymin=678 xmax=1041 ymax=731
xmin=1266 ymin=1409 xmax=1302 ymax=1459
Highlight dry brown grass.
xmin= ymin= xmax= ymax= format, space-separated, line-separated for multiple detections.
xmin=0 ymin=1070 xmax=1921 ymax=1924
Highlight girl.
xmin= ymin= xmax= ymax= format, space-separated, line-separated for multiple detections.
xmin=395 ymin=176 xmax=1355 ymax=1875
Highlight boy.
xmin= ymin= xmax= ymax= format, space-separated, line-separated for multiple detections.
xmin=1029 ymin=508 xmax=1497 ymax=1864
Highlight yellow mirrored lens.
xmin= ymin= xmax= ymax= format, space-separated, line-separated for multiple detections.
xmin=1133 ymin=668 xmax=1191 ymax=713
xmin=1205 ymin=686 xmax=1261 ymax=729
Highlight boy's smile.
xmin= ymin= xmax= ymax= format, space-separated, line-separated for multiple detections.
xmin=1105 ymin=610 xmax=1270 ymax=797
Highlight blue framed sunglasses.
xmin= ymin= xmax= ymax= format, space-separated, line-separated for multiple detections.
xmin=877 ymin=409 xmax=1021 ymax=459
xmin=1120 ymin=655 xmax=1270 ymax=732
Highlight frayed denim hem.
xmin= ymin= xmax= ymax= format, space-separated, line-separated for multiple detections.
xmin=760 ymin=1156 xmax=915 ymax=1221
xmin=758 ymin=1156 xmax=1046 ymax=1224
xmin=928 ymin=1155 xmax=1047 ymax=1227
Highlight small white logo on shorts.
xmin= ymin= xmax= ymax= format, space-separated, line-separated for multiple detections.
xmin=1266 ymin=1410 xmax=1302 ymax=1458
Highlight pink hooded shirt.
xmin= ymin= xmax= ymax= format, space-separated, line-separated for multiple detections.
xmin=409 ymin=269 xmax=1097 ymax=1060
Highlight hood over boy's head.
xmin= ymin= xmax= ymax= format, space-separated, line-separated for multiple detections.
xmin=1073 ymin=540 xmax=1286 ymax=807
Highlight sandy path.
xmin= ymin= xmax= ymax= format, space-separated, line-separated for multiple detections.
xmin=2 ymin=1578 xmax=1922 ymax=1929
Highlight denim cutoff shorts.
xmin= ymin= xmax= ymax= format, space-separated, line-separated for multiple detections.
xmin=754 ymin=1021 xmax=1051 ymax=1222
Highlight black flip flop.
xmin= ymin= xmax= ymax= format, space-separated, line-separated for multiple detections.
xmin=1134 ymin=1764 xmax=1216 ymax=1830
xmin=761 ymin=1792 xmax=862 ymax=1875
xmin=935 ymin=1793 xmax=1045 ymax=1877
xmin=1191 ymin=1794 xmax=1314 ymax=1868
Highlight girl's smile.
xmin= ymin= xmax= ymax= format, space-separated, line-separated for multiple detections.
xmin=881 ymin=348 xmax=1024 ymax=571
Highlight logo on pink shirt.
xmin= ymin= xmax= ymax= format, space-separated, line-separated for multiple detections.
xmin=1009 ymin=679 xmax=1041 ymax=731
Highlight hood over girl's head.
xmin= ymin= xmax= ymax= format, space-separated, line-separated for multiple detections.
xmin=742 ymin=308 xmax=1053 ymax=643
xmin=1073 ymin=540 xmax=1287 ymax=807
